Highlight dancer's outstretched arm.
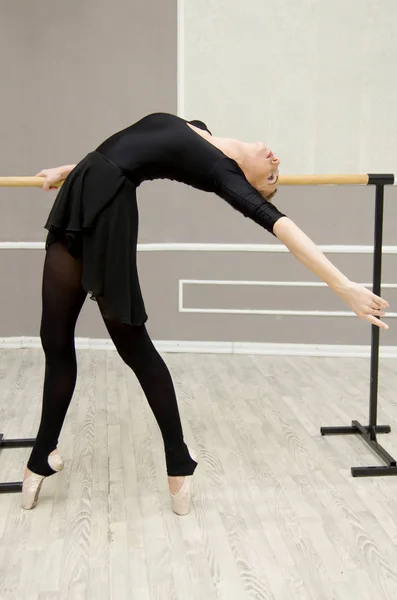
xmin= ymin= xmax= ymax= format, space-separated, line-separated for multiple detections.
xmin=273 ymin=216 xmax=389 ymax=330
xmin=214 ymin=165 xmax=390 ymax=331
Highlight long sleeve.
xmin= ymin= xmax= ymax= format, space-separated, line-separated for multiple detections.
xmin=212 ymin=159 xmax=286 ymax=235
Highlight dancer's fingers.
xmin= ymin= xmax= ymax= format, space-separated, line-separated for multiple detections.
xmin=368 ymin=307 xmax=386 ymax=317
xmin=364 ymin=314 xmax=389 ymax=330
xmin=370 ymin=294 xmax=389 ymax=309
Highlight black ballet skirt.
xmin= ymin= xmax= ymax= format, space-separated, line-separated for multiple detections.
xmin=45 ymin=151 xmax=148 ymax=325
xmin=44 ymin=113 xmax=285 ymax=326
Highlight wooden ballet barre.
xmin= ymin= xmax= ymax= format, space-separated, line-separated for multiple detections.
xmin=0 ymin=177 xmax=64 ymax=188
xmin=280 ymin=174 xmax=370 ymax=186
xmin=280 ymin=174 xmax=394 ymax=186
xmin=0 ymin=174 xmax=394 ymax=187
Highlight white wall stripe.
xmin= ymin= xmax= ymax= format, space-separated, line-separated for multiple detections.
xmin=180 ymin=279 xmax=397 ymax=288
xmin=178 ymin=278 xmax=184 ymax=313
xmin=1 ymin=242 xmax=397 ymax=254
xmin=177 ymin=0 xmax=185 ymax=118
xmin=179 ymin=279 xmax=397 ymax=317
xmin=179 ymin=307 xmax=397 ymax=317
xmin=0 ymin=242 xmax=45 ymax=249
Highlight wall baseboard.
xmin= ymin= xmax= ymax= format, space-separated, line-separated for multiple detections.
xmin=1 ymin=337 xmax=396 ymax=358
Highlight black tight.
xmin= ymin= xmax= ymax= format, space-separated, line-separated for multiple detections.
xmin=27 ymin=240 xmax=197 ymax=478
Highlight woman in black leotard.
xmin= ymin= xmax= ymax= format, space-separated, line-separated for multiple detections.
xmin=22 ymin=112 xmax=389 ymax=514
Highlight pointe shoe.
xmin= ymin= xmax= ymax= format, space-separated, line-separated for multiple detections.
xmin=21 ymin=452 xmax=65 ymax=510
xmin=170 ymin=448 xmax=197 ymax=516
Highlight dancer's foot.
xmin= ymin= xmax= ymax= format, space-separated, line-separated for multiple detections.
xmin=22 ymin=449 xmax=64 ymax=510
xmin=169 ymin=475 xmax=194 ymax=516
xmin=168 ymin=448 xmax=197 ymax=516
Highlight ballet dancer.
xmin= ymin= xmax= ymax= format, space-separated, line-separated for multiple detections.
xmin=22 ymin=112 xmax=389 ymax=513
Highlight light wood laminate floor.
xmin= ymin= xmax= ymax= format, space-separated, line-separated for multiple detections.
xmin=1 ymin=348 xmax=397 ymax=599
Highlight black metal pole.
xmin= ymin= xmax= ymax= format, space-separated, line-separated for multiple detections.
xmin=368 ymin=184 xmax=384 ymax=437
xmin=0 ymin=434 xmax=36 ymax=493
xmin=320 ymin=174 xmax=397 ymax=477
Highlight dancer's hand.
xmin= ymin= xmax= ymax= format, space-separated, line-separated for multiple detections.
xmin=36 ymin=168 xmax=64 ymax=191
xmin=337 ymin=281 xmax=389 ymax=330
xmin=36 ymin=165 xmax=75 ymax=191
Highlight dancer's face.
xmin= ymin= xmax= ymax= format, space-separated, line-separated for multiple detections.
xmin=245 ymin=142 xmax=280 ymax=200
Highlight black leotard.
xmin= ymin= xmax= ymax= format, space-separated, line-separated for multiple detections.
xmin=96 ymin=112 xmax=285 ymax=233
xmin=45 ymin=112 xmax=286 ymax=326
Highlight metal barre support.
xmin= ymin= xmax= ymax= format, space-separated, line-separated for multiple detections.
xmin=321 ymin=178 xmax=397 ymax=477
xmin=0 ymin=434 xmax=36 ymax=493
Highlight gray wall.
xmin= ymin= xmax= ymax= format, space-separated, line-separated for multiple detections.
xmin=1 ymin=1 xmax=396 ymax=347
xmin=0 ymin=0 xmax=178 ymax=341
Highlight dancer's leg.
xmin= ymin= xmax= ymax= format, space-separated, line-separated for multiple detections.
xmin=97 ymin=309 xmax=197 ymax=478
xmin=27 ymin=239 xmax=87 ymax=477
